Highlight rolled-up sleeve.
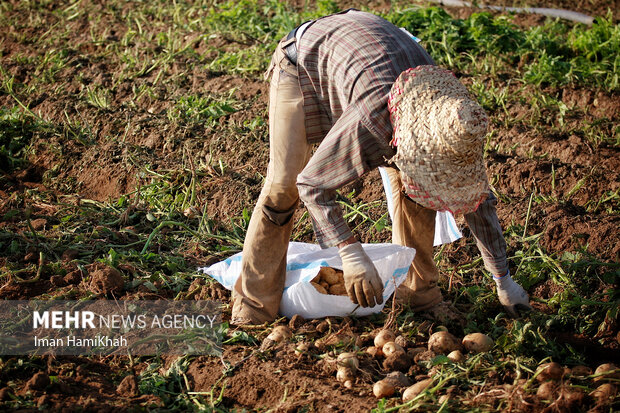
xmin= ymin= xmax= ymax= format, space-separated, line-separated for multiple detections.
xmin=464 ymin=192 xmax=509 ymax=276
xmin=297 ymin=106 xmax=388 ymax=248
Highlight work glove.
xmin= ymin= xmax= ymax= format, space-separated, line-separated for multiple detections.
xmin=338 ymin=242 xmax=384 ymax=308
xmin=494 ymin=270 xmax=532 ymax=317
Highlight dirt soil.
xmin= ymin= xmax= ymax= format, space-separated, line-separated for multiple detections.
xmin=0 ymin=0 xmax=619 ymax=412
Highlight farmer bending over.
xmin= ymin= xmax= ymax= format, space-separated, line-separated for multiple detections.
xmin=231 ymin=9 xmax=531 ymax=325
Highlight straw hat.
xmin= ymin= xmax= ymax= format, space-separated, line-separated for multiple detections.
xmin=388 ymin=65 xmax=490 ymax=215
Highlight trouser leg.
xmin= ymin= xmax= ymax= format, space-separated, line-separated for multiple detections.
xmin=385 ymin=167 xmax=443 ymax=310
xmin=231 ymin=39 xmax=312 ymax=324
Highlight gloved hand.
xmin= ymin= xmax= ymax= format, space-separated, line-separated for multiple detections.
xmin=338 ymin=242 xmax=384 ymax=308
xmin=494 ymin=270 xmax=532 ymax=317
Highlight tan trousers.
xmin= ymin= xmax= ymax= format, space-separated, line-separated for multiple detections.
xmin=232 ymin=38 xmax=313 ymax=324
xmin=383 ymin=167 xmax=443 ymax=311
xmin=232 ymin=39 xmax=442 ymax=324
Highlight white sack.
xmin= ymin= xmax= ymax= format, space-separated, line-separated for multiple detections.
xmin=378 ymin=167 xmax=463 ymax=246
xmin=198 ymin=242 xmax=415 ymax=319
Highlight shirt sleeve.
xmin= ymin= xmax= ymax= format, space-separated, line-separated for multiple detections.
xmin=463 ymin=192 xmax=509 ymax=276
xmin=296 ymin=105 xmax=389 ymax=248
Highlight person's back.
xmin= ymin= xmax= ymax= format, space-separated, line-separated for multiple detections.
xmin=297 ymin=10 xmax=435 ymax=144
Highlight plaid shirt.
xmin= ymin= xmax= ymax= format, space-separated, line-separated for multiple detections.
xmin=295 ymin=10 xmax=508 ymax=275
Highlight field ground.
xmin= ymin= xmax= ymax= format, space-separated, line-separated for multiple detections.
xmin=0 ymin=0 xmax=618 ymax=411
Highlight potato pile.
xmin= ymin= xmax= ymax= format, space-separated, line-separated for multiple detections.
xmin=264 ymin=321 xmax=618 ymax=410
xmin=365 ymin=329 xmax=497 ymax=402
xmin=310 ymin=266 xmax=347 ymax=296
xmin=533 ymin=361 xmax=619 ymax=407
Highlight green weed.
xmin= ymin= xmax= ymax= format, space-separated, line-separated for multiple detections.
xmin=0 ymin=107 xmax=40 ymax=171
xmin=169 ymin=94 xmax=237 ymax=125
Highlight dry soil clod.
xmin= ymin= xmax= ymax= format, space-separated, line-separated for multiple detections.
xmin=116 ymin=375 xmax=139 ymax=397
xmin=86 ymin=264 xmax=124 ymax=295
xmin=25 ymin=372 xmax=50 ymax=392
xmin=383 ymin=352 xmax=411 ymax=372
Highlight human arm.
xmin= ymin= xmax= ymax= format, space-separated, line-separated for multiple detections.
xmin=296 ymin=106 xmax=390 ymax=248
xmin=297 ymin=107 xmax=390 ymax=306
xmin=464 ymin=192 xmax=531 ymax=316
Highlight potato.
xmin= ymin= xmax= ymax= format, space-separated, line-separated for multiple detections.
xmin=295 ymin=342 xmax=310 ymax=355
xmin=336 ymin=366 xmax=355 ymax=383
xmin=266 ymin=330 xmax=284 ymax=343
xmin=319 ymin=280 xmax=330 ymax=290
xmin=311 ymin=281 xmax=328 ymax=294
xmin=462 ymin=333 xmax=494 ymax=353
xmin=407 ymin=347 xmax=426 ymax=359
xmin=343 ymin=380 xmax=353 ymax=389
xmin=402 ymin=378 xmax=433 ymax=402
xmin=535 ymin=362 xmax=564 ymax=382
xmin=383 ymin=341 xmax=405 ymax=357
xmin=536 ymin=381 xmax=558 ymax=400
xmin=427 ymin=331 xmax=461 ymax=354
xmin=337 ymin=352 xmax=359 ymax=371
xmin=328 ymin=283 xmax=347 ymax=296
xmin=594 ymin=363 xmax=620 ymax=382
xmin=272 ymin=325 xmax=292 ymax=339
xmin=438 ymin=394 xmax=449 ymax=404
xmin=374 ymin=329 xmax=396 ymax=349
xmin=373 ymin=379 xmax=395 ymax=399
xmin=319 ymin=267 xmax=343 ymax=285
xmin=447 ymin=350 xmax=464 ymax=362
xmin=591 ymin=383 xmax=617 ymax=403
xmin=366 ymin=346 xmax=383 ymax=358
xmin=570 ymin=365 xmax=592 ymax=377
xmin=558 ymin=386 xmax=584 ymax=408
xmin=395 ymin=335 xmax=410 ymax=349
